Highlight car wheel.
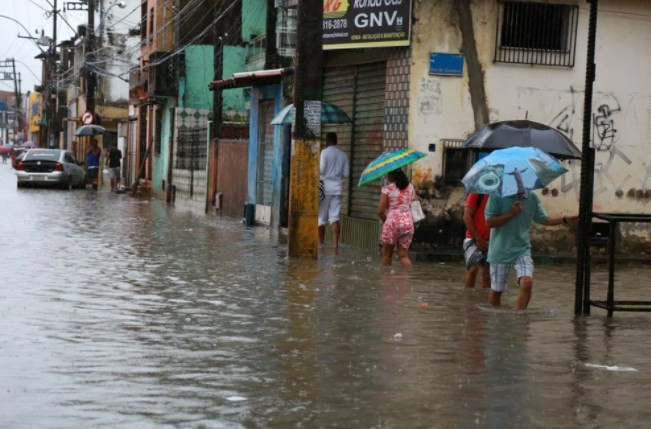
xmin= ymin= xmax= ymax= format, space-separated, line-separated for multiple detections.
xmin=17 ymin=182 xmax=25 ymax=189
xmin=62 ymin=178 xmax=72 ymax=191
xmin=79 ymin=175 xmax=87 ymax=189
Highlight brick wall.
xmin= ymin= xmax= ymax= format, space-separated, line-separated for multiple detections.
xmin=384 ymin=48 xmax=410 ymax=150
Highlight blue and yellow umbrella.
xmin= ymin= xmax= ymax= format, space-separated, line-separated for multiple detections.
xmin=358 ymin=149 xmax=427 ymax=186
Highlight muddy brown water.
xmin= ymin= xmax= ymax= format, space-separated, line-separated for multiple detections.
xmin=1 ymin=165 xmax=650 ymax=428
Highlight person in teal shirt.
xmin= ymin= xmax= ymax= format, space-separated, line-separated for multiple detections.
xmin=485 ymin=191 xmax=576 ymax=309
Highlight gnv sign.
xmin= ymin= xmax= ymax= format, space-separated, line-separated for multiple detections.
xmin=323 ymin=0 xmax=412 ymax=50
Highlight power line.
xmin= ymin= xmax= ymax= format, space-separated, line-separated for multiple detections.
xmin=27 ymin=0 xmax=48 ymax=12
xmin=13 ymin=59 xmax=42 ymax=83
xmin=143 ymin=0 xmax=242 ymax=71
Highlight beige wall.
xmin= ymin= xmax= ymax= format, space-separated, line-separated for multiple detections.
xmin=141 ymin=0 xmax=174 ymax=66
xmin=409 ymin=0 xmax=651 ymax=220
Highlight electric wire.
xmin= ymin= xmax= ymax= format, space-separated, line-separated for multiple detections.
xmin=42 ymin=0 xmax=246 ymax=94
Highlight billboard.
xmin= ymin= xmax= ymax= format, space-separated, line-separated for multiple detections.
xmin=323 ymin=0 xmax=413 ymax=50
xmin=28 ymin=92 xmax=42 ymax=133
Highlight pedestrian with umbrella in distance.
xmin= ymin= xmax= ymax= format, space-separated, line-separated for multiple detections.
xmin=86 ymin=139 xmax=102 ymax=190
xmin=462 ymin=147 xmax=578 ymax=310
xmin=74 ymin=125 xmax=106 ymax=190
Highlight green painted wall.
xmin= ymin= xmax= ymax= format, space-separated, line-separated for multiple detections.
xmin=153 ymin=97 xmax=176 ymax=195
xmin=222 ymin=46 xmax=249 ymax=123
xmin=180 ymin=45 xmax=214 ymax=110
xmin=242 ymin=0 xmax=266 ymax=42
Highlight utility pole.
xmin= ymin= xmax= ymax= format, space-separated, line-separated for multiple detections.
xmin=45 ymin=0 xmax=59 ymax=147
xmin=0 ymin=59 xmax=22 ymax=142
xmin=287 ymin=0 xmax=323 ymax=258
xmin=87 ymin=0 xmax=96 ymax=113
xmin=53 ymin=0 xmax=58 ymax=50
xmin=18 ymin=72 xmax=22 ymax=141
xmin=11 ymin=59 xmax=22 ymax=142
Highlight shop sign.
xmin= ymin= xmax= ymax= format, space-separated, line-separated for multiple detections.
xmin=323 ymin=0 xmax=413 ymax=50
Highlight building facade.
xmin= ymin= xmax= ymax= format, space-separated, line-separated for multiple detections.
xmin=408 ymin=0 xmax=651 ymax=253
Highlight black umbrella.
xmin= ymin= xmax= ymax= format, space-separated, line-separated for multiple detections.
xmin=462 ymin=120 xmax=582 ymax=160
xmin=74 ymin=125 xmax=106 ymax=136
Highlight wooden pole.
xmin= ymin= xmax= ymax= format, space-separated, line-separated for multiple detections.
xmin=287 ymin=0 xmax=323 ymax=258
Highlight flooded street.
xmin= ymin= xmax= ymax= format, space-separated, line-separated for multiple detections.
xmin=1 ymin=163 xmax=650 ymax=429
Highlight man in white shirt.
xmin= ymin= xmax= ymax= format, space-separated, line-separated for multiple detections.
xmin=319 ymin=132 xmax=349 ymax=248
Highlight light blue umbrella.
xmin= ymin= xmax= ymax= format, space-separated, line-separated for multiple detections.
xmin=462 ymin=147 xmax=567 ymax=197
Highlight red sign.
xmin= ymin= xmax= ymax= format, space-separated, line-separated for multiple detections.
xmin=82 ymin=111 xmax=95 ymax=125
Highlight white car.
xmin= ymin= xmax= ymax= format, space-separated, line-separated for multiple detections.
xmin=16 ymin=149 xmax=87 ymax=189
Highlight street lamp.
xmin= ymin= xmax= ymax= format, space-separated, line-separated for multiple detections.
xmin=98 ymin=1 xmax=127 ymax=39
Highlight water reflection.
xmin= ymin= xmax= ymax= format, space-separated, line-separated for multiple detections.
xmin=1 ymin=164 xmax=651 ymax=428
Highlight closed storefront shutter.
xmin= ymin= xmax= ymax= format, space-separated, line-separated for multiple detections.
xmin=322 ymin=62 xmax=386 ymax=220
xmin=322 ymin=67 xmax=355 ymax=213
xmin=350 ymin=62 xmax=386 ymax=220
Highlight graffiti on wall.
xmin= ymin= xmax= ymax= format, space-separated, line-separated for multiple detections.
xmin=516 ymin=87 xmax=651 ymax=203
xmin=548 ymin=86 xmax=579 ymax=142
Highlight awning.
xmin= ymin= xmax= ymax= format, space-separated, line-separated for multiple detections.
xmin=209 ymin=68 xmax=293 ymax=91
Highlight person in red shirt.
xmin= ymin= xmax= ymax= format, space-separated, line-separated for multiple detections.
xmin=463 ymin=193 xmax=490 ymax=288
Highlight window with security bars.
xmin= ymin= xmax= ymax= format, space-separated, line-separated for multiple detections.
xmin=494 ymin=1 xmax=579 ymax=67
xmin=442 ymin=139 xmax=475 ymax=185
xmin=176 ymin=127 xmax=207 ymax=171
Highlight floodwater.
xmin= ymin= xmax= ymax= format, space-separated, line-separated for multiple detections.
xmin=1 ymin=164 xmax=650 ymax=429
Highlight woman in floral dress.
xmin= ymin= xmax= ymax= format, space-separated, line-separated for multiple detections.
xmin=379 ymin=169 xmax=416 ymax=268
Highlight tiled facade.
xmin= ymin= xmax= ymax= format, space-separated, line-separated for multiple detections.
xmin=383 ymin=48 xmax=410 ymax=150
xmin=171 ymin=108 xmax=210 ymax=213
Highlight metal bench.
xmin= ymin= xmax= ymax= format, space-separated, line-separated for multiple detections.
xmin=589 ymin=213 xmax=651 ymax=317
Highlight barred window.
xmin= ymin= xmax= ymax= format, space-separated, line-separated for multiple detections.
xmin=442 ymin=139 xmax=474 ymax=185
xmin=494 ymin=1 xmax=579 ymax=67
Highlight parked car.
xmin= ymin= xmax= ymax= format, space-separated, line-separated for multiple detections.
xmin=11 ymin=148 xmax=26 ymax=169
xmin=16 ymin=149 xmax=86 ymax=189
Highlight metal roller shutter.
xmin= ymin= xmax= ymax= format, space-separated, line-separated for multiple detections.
xmin=322 ymin=66 xmax=355 ymax=214
xmin=350 ymin=62 xmax=386 ymax=220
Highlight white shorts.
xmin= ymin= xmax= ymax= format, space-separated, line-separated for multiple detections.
xmin=490 ymin=256 xmax=534 ymax=293
xmin=318 ymin=195 xmax=342 ymax=226
xmin=108 ymin=167 xmax=121 ymax=181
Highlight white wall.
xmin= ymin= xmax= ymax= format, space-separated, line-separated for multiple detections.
xmin=97 ymin=0 xmax=141 ymax=104
xmin=409 ymin=0 xmax=651 ymax=218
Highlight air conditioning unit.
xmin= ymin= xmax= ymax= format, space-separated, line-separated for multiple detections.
xmin=277 ymin=29 xmax=296 ymax=57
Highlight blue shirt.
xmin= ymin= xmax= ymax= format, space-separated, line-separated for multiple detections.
xmin=87 ymin=149 xmax=100 ymax=168
xmin=485 ymin=192 xmax=548 ymax=264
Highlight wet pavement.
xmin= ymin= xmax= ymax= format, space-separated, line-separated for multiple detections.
xmin=1 ymin=163 xmax=651 ymax=428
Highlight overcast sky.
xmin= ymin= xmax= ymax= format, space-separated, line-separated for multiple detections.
xmin=0 ymin=0 xmax=140 ymax=95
